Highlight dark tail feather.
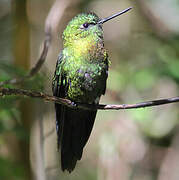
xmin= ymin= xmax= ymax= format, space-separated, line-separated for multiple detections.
xmin=55 ymin=104 xmax=97 ymax=172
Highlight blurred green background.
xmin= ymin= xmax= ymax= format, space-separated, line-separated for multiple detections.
xmin=0 ymin=0 xmax=179 ymax=179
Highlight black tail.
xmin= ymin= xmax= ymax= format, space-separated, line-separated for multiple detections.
xmin=55 ymin=103 xmax=97 ymax=172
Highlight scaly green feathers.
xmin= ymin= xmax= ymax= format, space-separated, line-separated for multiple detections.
xmin=53 ymin=12 xmax=108 ymax=172
xmin=55 ymin=13 xmax=109 ymax=102
xmin=53 ymin=7 xmax=132 ymax=172
xmin=63 ymin=13 xmax=102 ymax=47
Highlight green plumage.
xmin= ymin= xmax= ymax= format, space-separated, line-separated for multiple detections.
xmin=52 ymin=12 xmax=108 ymax=172
xmin=55 ymin=50 xmax=108 ymax=102
xmin=52 ymin=7 xmax=132 ymax=173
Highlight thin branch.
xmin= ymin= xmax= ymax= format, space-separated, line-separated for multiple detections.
xmin=0 ymin=30 xmax=51 ymax=87
xmin=28 ymin=30 xmax=51 ymax=78
xmin=0 ymin=0 xmax=69 ymax=87
xmin=0 ymin=87 xmax=178 ymax=111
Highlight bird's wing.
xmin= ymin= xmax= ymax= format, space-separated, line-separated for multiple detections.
xmin=102 ymin=52 xmax=109 ymax=95
xmin=52 ymin=53 xmax=65 ymax=97
xmin=52 ymin=52 xmax=108 ymax=172
xmin=52 ymin=52 xmax=67 ymax=149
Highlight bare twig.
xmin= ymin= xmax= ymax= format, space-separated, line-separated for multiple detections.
xmin=0 ymin=30 xmax=51 ymax=87
xmin=0 ymin=0 xmax=70 ymax=87
xmin=0 ymin=87 xmax=178 ymax=111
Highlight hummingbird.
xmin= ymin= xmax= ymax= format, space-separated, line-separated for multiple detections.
xmin=52 ymin=7 xmax=132 ymax=172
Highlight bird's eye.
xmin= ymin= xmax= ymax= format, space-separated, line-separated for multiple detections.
xmin=83 ymin=23 xmax=89 ymax=28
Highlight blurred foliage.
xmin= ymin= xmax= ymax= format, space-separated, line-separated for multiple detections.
xmin=0 ymin=0 xmax=179 ymax=180
xmin=0 ymin=157 xmax=25 ymax=180
xmin=0 ymin=62 xmax=45 ymax=179
xmin=0 ymin=61 xmax=45 ymax=90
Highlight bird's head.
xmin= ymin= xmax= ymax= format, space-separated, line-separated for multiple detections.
xmin=63 ymin=13 xmax=102 ymax=47
xmin=62 ymin=7 xmax=132 ymax=47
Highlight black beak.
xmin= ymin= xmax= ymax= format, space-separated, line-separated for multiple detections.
xmin=98 ymin=7 xmax=132 ymax=24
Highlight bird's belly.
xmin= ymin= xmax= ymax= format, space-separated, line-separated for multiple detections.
xmin=67 ymin=65 xmax=106 ymax=103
